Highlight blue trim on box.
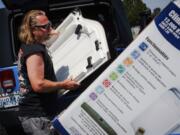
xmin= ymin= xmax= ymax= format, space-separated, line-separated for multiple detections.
xmin=12 ymin=66 xmax=20 ymax=92
xmin=52 ymin=117 xmax=69 ymax=135
xmin=155 ymin=2 xmax=180 ymax=50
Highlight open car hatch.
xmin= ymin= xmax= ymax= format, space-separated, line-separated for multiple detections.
xmin=48 ymin=10 xmax=110 ymax=83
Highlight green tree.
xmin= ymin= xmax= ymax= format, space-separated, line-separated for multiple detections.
xmin=153 ymin=7 xmax=161 ymax=17
xmin=123 ymin=0 xmax=148 ymax=26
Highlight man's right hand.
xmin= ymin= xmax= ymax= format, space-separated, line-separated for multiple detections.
xmin=61 ymin=79 xmax=80 ymax=90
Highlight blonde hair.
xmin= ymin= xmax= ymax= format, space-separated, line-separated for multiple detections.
xmin=19 ymin=10 xmax=45 ymax=44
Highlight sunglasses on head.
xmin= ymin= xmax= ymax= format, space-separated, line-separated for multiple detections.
xmin=34 ymin=21 xmax=52 ymax=30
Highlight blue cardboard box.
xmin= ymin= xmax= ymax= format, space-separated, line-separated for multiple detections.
xmin=0 ymin=65 xmax=20 ymax=108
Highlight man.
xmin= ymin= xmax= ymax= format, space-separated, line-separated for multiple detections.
xmin=18 ymin=10 xmax=79 ymax=135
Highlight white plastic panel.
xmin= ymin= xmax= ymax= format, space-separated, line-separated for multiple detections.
xmin=48 ymin=11 xmax=110 ymax=82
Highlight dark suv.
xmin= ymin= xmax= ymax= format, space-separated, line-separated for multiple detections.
xmin=0 ymin=0 xmax=132 ymax=134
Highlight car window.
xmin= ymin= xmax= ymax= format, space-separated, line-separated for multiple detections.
xmin=0 ymin=0 xmax=5 ymax=9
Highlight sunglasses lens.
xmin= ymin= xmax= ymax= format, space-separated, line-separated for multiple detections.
xmin=35 ymin=21 xmax=52 ymax=30
xmin=45 ymin=22 xmax=51 ymax=29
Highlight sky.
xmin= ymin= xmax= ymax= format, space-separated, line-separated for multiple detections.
xmin=0 ymin=0 xmax=173 ymax=9
xmin=143 ymin=0 xmax=172 ymax=11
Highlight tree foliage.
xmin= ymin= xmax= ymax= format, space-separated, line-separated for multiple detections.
xmin=153 ymin=7 xmax=161 ymax=17
xmin=123 ymin=0 xmax=148 ymax=26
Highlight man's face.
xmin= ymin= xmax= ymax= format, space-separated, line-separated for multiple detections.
xmin=33 ymin=15 xmax=52 ymax=42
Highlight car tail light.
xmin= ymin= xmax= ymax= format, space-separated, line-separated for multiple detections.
xmin=0 ymin=69 xmax=16 ymax=93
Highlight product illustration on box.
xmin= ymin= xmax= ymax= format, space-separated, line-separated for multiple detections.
xmin=131 ymin=88 xmax=180 ymax=135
